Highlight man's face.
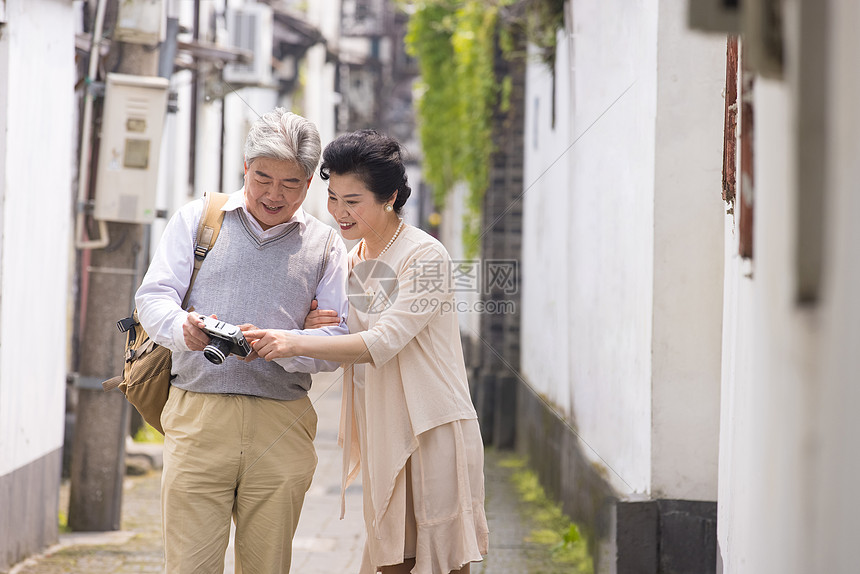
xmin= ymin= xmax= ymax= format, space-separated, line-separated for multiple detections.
xmin=243 ymin=158 xmax=312 ymax=230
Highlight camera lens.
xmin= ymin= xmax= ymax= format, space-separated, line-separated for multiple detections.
xmin=203 ymin=337 xmax=231 ymax=365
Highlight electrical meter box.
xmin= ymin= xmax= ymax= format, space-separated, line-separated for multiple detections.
xmin=94 ymin=73 xmax=169 ymax=224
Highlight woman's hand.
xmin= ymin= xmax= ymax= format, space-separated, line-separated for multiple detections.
xmin=304 ymin=299 xmax=341 ymax=329
xmin=242 ymin=329 xmax=299 ymax=361
xmin=237 ymin=323 xmax=261 ymax=362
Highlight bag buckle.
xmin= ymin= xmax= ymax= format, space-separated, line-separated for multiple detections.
xmin=117 ymin=316 xmax=137 ymax=333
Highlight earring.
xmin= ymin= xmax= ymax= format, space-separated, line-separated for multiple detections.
xmin=384 ymin=204 xmax=393 ymax=213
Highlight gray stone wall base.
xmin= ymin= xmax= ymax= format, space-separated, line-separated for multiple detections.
xmin=515 ymin=379 xmax=717 ymax=574
xmin=616 ymin=499 xmax=717 ymax=574
xmin=0 ymin=447 xmax=62 ymax=571
xmin=493 ymin=374 xmax=518 ymax=450
xmin=475 ymin=370 xmax=497 ymax=445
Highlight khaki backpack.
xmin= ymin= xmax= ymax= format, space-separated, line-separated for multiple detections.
xmin=102 ymin=192 xmax=229 ymax=434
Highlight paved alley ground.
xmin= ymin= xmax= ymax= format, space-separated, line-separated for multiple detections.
xmin=9 ymin=371 xmax=575 ymax=574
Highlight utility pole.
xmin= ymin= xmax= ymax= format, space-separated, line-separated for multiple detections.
xmin=68 ymin=0 xmax=164 ymax=531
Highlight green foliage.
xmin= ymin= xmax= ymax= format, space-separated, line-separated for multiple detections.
xmin=506 ymin=454 xmax=594 ymax=573
xmin=401 ymin=0 xmax=565 ymax=256
xmin=403 ymin=0 xmax=503 ymax=257
xmin=58 ymin=508 xmax=71 ymax=534
xmin=523 ymin=0 xmax=566 ymax=69
xmin=133 ymin=423 xmax=164 ymax=444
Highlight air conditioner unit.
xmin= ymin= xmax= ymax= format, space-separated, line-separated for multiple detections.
xmin=742 ymin=0 xmax=784 ymax=79
xmin=115 ymin=0 xmax=166 ymax=45
xmin=223 ymin=4 xmax=274 ymax=87
xmin=688 ymin=0 xmax=783 ymax=78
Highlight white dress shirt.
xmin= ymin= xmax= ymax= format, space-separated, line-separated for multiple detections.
xmin=135 ymin=189 xmax=349 ymax=374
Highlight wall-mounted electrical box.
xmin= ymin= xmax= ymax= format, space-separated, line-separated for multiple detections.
xmin=93 ymin=73 xmax=169 ymax=223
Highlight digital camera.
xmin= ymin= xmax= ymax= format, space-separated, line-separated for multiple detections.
xmin=199 ymin=316 xmax=252 ymax=365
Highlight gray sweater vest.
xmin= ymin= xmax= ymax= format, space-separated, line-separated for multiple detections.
xmin=171 ymin=208 xmax=334 ymax=400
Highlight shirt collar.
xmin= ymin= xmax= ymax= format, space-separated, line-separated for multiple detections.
xmin=223 ymin=188 xmax=307 ymax=236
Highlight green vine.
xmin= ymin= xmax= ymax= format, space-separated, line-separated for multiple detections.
xmin=403 ymin=0 xmax=500 ymax=257
xmin=401 ymin=0 xmax=565 ymax=256
xmin=503 ymin=0 xmax=566 ymax=69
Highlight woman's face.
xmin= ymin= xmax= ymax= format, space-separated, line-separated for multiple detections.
xmin=326 ymin=172 xmax=390 ymax=242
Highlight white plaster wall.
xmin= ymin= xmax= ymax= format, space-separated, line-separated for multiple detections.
xmin=815 ymin=5 xmax=860 ymax=572
xmin=222 ymin=91 xmax=249 ymax=194
xmin=649 ymin=2 xmax=725 ymax=501
xmin=720 ymin=2 xmax=860 ymax=572
xmin=0 ymin=0 xmax=75 ymax=476
xmin=439 ymin=181 xmax=480 ymax=335
xmin=716 ymin=77 xmax=815 ymax=574
xmin=304 ymin=0 xmax=341 ymax=224
xmin=712 ymin=1 xmax=860 ymax=571
xmin=152 ymin=66 xmax=193 ymax=243
xmin=522 ymin=0 xmax=658 ymax=495
xmin=196 ymin=98 xmax=227 ymax=196
xmin=521 ymin=40 xmax=572 ymax=413
xmin=747 ymin=77 xmax=815 ymax=574
xmin=715 ymin=210 xmax=756 ymax=573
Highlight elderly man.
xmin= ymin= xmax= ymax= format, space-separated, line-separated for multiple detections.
xmin=135 ymin=108 xmax=348 ymax=573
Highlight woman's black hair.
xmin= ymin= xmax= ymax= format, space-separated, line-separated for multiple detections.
xmin=319 ymin=129 xmax=412 ymax=214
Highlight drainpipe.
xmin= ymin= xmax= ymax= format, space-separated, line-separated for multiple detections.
xmin=75 ymin=0 xmax=110 ymax=249
xmin=188 ymin=0 xmax=200 ymax=196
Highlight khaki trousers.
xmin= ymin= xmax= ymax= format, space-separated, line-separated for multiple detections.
xmin=161 ymin=387 xmax=318 ymax=574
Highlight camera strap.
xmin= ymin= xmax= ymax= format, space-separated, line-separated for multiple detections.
xmin=182 ymin=191 xmax=230 ymax=310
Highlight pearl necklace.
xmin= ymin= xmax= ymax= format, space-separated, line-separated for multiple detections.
xmin=361 ymin=219 xmax=404 ymax=259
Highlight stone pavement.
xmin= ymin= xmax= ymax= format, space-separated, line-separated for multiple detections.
xmin=9 ymin=371 xmax=568 ymax=574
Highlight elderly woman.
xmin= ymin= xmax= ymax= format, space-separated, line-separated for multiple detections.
xmin=243 ymin=130 xmax=489 ymax=574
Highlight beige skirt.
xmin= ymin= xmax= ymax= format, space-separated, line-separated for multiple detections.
xmin=354 ymin=369 xmax=489 ymax=573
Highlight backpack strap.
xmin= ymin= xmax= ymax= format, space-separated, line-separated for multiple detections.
xmin=182 ymin=191 xmax=229 ymax=310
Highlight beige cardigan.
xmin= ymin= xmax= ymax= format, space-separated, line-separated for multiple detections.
xmin=339 ymin=225 xmax=479 ymax=530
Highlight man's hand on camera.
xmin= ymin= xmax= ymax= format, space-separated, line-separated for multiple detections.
xmin=304 ymin=299 xmax=340 ymax=329
xmin=183 ymin=312 xmax=215 ymax=351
